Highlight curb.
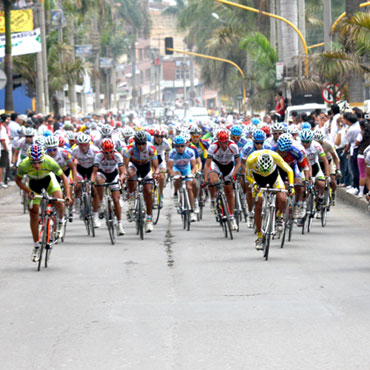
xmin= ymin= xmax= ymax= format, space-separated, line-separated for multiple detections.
xmin=336 ymin=187 xmax=370 ymax=215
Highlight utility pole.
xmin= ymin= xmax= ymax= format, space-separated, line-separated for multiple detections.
xmin=34 ymin=2 xmax=45 ymax=113
xmin=93 ymin=7 xmax=100 ymax=112
xmin=323 ymin=0 xmax=332 ymax=51
xmin=297 ymin=0 xmax=305 ymax=55
xmin=4 ymin=0 xmax=14 ymax=113
xmin=269 ymin=0 xmax=276 ymax=50
xmin=37 ymin=0 xmax=49 ymax=114
xmin=183 ymin=41 xmax=187 ymax=105
xmin=131 ymin=39 xmax=137 ymax=109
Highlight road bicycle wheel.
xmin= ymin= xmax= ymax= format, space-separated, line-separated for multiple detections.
xmin=23 ymin=191 xmax=28 ymax=214
xmin=198 ymin=189 xmax=205 ymax=221
xmin=184 ymin=189 xmax=191 ymax=231
xmin=280 ymin=200 xmax=290 ymax=248
xmin=45 ymin=217 xmax=55 ymax=268
xmin=152 ymin=184 xmax=161 ymax=225
xmin=83 ymin=195 xmax=91 ymax=236
xmin=240 ymin=190 xmax=248 ymax=223
xmin=136 ymin=196 xmax=144 ymax=240
xmin=107 ymin=199 xmax=116 ymax=245
xmin=263 ymin=207 xmax=274 ymax=261
xmin=38 ymin=217 xmax=49 ymax=271
xmin=221 ymin=194 xmax=233 ymax=240
xmin=306 ymin=193 xmax=314 ymax=233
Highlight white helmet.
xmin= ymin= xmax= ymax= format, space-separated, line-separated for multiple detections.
xmin=76 ymin=132 xmax=90 ymax=144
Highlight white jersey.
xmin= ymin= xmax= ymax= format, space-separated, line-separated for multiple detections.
xmin=72 ymin=145 xmax=100 ymax=168
xmin=16 ymin=137 xmax=33 ymax=159
xmin=153 ymin=138 xmax=171 ymax=157
xmin=304 ymin=140 xmax=325 ymax=166
xmin=207 ymin=141 xmax=239 ymax=165
xmin=94 ymin=151 xmax=123 ymax=173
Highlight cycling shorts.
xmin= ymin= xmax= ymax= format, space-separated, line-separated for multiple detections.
xmin=173 ymin=165 xmax=192 ymax=181
xmin=210 ymin=160 xmax=234 ymax=181
xmin=319 ymin=159 xmax=336 ymax=175
xmin=97 ymin=170 xmax=121 ymax=191
xmin=77 ymin=164 xmax=94 ymax=180
xmin=158 ymin=155 xmax=167 ymax=171
xmin=129 ymin=160 xmax=152 ymax=180
xmin=280 ymin=163 xmax=302 ymax=182
xmin=312 ymin=163 xmax=325 ymax=181
xmin=29 ymin=173 xmax=61 ymax=205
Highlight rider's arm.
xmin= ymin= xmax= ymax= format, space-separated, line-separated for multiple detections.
xmin=203 ymin=157 xmax=212 ymax=182
xmin=167 ymin=160 xmax=175 ymax=177
xmin=272 ymin=152 xmax=294 ymax=186
xmin=123 ymin=156 xmax=130 ymax=174
xmin=118 ymin=165 xmax=126 ymax=183
xmin=231 ymin=155 xmax=241 ymax=177
xmin=12 ymin=148 xmax=19 ymax=165
xmin=61 ymin=173 xmax=71 ymax=199
xmin=331 ymin=148 xmax=340 ymax=170
xmin=90 ymin=166 xmax=98 ymax=184
xmin=68 ymin=160 xmax=78 ymax=184
xmin=190 ymin=158 xmax=197 ymax=175
xmin=151 ymin=158 xmax=159 ymax=174
xmin=15 ymin=174 xmax=31 ymax=196
xmin=321 ymin=154 xmax=330 ymax=177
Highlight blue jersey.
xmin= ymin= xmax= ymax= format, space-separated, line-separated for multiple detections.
xmin=235 ymin=137 xmax=251 ymax=153
xmin=241 ymin=141 xmax=258 ymax=160
xmin=263 ymin=137 xmax=277 ymax=150
xmin=168 ymin=147 xmax=195 ymax=170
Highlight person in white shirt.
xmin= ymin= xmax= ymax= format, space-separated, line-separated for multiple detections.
xmin=343 ymin=112 xmax=361 ymax=194
xmin=0 ymin=120 xmax=10 ymax=188
xmin=329 ymin=104 xmax=341 ymax=145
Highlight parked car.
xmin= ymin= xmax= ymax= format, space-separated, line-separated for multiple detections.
xmin=285 ymin=103 xmax=328 ymax=122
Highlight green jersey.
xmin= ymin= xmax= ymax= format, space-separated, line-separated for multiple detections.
xmin=17 ymin=156 xmax=63 ymax=180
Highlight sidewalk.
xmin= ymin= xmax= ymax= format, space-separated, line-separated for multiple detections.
xmin=0 ymin=181 xmax=17 ymax=199
xmin=336 ymin=187 xmax=370 ymax=215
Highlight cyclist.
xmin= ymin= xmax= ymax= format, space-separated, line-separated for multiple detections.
xmin=203 ymin=129 xmax=241 ymax=230
xmin=152 ymin=125 xmax=171 ymax=205
xmin=189 ymin=125 xmax=210 ymax=170
xmin=94 ymin=124 xmax=124 ymax=154
xmin=12 ymin=127 xmax=35 ymax=165
xmin=313 ymin=129 xmax=341 ymax=204
xmin=91 ymin=138 xmax=126 ymax=236
xmin=274 ymin=133 xmax=310 ymax=220
xmin=15 ymin=144 xmax=71 ymax=261
xmin=241 ymin=129 xmax=266 ymax=227
xmin=300 ymin=129 xmax=330 ymax=208
xmin=245 ymin=150 xmax=294 ymax=250
xmin=44 ymin=136 xmax=77 ymax=182
xmin=264 ymin=122 xmax=285 ymax=149
xmin=123 ymin=130 xmax=159 ymax=233
xmin=121 ymin=126 xmax=135 ymax=146
xmin=168 ymin=135 xmax=198 ymax=222
xmin=72 ymin=133 xmax=101 ymax=226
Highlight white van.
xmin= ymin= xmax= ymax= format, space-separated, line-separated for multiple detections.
xmin=286 ymin=103 xmax=327 ymax=122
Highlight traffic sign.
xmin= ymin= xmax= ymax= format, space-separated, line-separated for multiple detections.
xmin=0 ymin=69 xmax=7 ymax=90
xmin=321 ymin=83 xmax=342 ymax=104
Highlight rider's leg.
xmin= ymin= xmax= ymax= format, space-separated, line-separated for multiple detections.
xmin=186 ymin=180 xmax=195 ymax=209
xmin=30 ymin=204 xmax=40 ymax=243
xmin=224 ymin=183 xmax=235 ymax=215
xmin=144 ymin=183 xmax=154 ymax=216
xmin=112 ymin=190 xmax=122 ymax=220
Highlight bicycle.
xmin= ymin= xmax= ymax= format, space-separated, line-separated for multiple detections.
xmin=175 ymin=175 xmax=193 ymax=231
xmin=257 ymin=187 xmax=288 ymax=260
xmin=152 ymin=178 xmax=161 ymax=225
xmin=236 ymin=174 xmax=248 ymax=223
xmin=29 ymin=189 xmax=65 ymax=271
xmin=195 ymin=171 xmax=206 ymax=221
xmin=301 ymin=182 xmax=316 ymax=234
xmin=77 ymin=179 xmax=95 ymax=237
xmin=95 ymin=182 xmax=120 ymax=245
xmin=209 ymin=179 xmax=233 ymax=240
xmin=128 ymin=177 xmax=147 ymax=240
xmin=280 ymin=194 xmax=293 ymax=248
xmin=320 ymin=179 xmax=331 ymax=227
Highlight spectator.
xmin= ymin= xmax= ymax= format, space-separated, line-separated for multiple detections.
xmin=274 ymin=91 xmax=286 ymax=122
xmin=356 ymin=120 xmax=370 ymax=197
xmin=329 ymin=104 xmax=341 ymax=144
xmin=0 ymin=118 xmax=10 ymax=188
xmin=335 ymin=115 xmax=351 ymax=187
xmin=343 ymin=112 xmax=361 ymax=194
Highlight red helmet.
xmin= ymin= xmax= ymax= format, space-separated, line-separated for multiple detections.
xmin=115 ymin=121 xmax=122 ymax=128
xmin=261 ymin=125 xmax=271 ymax=136
xmin=149 ymin=128 xmax=155 ymax=136
xmin=101 ymin=138 xmax=114 ymax=152
xmin=217 ymin=129 xmax=229 ymax=143
xmin=58 ymin=136 xmax=66 ymax=147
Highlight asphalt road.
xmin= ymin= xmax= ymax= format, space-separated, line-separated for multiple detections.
xmin=0 ymin=187 xmax=370 ymax=370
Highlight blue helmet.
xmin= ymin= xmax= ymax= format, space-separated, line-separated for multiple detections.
xmin=277 ymin=133 xmax=293 ymax=152
xmin=253 ymin=129 xmax=266 ymax=142
xmin=146 ymin=132 xmax=152 ymax=142
xmin=301 ymin=122 xmax=311 ymax=130
xmin=300 ymin=128 xmax=313 ymax=142
xmin=251 ymin=117 xmax=260 ymax=125
xmin=43 ymin=130 xmax=52 ymax=137
xmin=230 ymin=125 xmax=243 ymax=136
xmin=173 ymin=135 xmax=186 ymax=145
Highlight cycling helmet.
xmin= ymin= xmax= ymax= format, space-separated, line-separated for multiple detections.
xmin=248 ymin=124 xmax=257 ymax=135
xmin=76 ymin=132 xmax=90 ymax=144
xmin=100 ymin=124 xmax=113 ymax=137
xmin=24 ymin=127 xmax=35 ymax=137
xmin=154 ymin=125 xmax=167 ymax=137
xmin=146 ymin=132 xmax=152 ymax=142
xmin=134 ymin=130 xmax=147 ymax=145
xmin=43 ymin=130 xmax=52 ymax=137
xmin=251 ymin=117 xmax=260 ymax=125
xmin=277 ymin=133 xmax=293 ymax=152
xmin=17 ymin=126 xmax=25 ymax=137
xmin=300 ymin=128 xmax=313 ymax=142
xmin=58 ymin=136 xmax=66 ymax=147
xmin=66 ymin=131 xmax=76 ymax=141
xmin=271 ymin=122 xmax=285 ymax=133
xmin=260 ymin=125 xmax=271 ymax=137
xmin=257 ymin=152 xmax=274 ymax=173
xmin=101 ymin=138 xmax=115 ymax=152
xmin=313 ymin=129 xmax=325 ymax=142
xmin=301 ymin=122 xmax=311 ymax=130
xmin=253 ymin=129 xmax=267 ymax=142
xmin=173 ymin=135 xmax=186 ymax=145
xmin=122 ymin=126 xmax=134 ymax=138
xmin=181 ymin=130 xmax=191 ymax=142
xmin=28 ymin=144 xmax=45 ymax=162
xmin=231 ymin=125 xmax=243 ymax=137
xmin=63 ymin=122 xmax=73 ymax=131
xmin=288 ymin=125 xmax=299 ymax=135
xmin=189 ymin=125 xmax=202 ymax=136
xmin=44 ymin=136 xmax=59 ymax=149
xmin=35 ymin=136 xmax=45 ymax=147
xmin=217 ymin=129 xmax=229 ymax=143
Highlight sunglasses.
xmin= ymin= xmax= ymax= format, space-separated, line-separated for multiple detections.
xmin=254 ymin=142 xmax=264 ymax=145
xmin=175 ymin=145 xmax=185 ymax=148
xmin=154 ymin=135 xmax=164 ymax=138
xmin=103 ymin=151 xmax=113 ymax=154
xmin=47 ymin=148 xmax=57 ymax=152
xmin=191 ymin=135 xmax=200 ymax=138
xmin=301 ymin=141 xmax=311 ymax=144
xmin=137 ymin=143 xmax=146 ymax=146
